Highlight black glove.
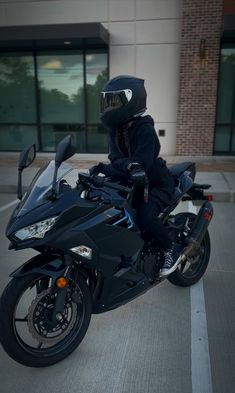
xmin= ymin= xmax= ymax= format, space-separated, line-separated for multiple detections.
xmin=89 ymin=162 xmax=105 ymax=176
xmin=128 ymin=163 xmax=147 ymax=185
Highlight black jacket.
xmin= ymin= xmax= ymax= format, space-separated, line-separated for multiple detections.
xmin=101 ymin=115 xmax=175 ymax=203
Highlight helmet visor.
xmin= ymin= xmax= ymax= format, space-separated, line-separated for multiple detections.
xmin=100 ymin=89 xmax=132 ymax=113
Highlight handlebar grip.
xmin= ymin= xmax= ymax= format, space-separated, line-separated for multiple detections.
xmin=79 ymin=173 xmax=132 ymax=194
xmin=103 ymin=180 xmax=132 ymax=193
xmin=91 ymin=176 xmax=105 ymax=187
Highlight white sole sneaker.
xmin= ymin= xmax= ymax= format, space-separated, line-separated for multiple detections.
xmin=160 ymin=255 xmax=183 ymax=277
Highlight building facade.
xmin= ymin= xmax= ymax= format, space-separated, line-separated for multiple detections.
xmin=0 ymin=0 xmax=234 ymax=156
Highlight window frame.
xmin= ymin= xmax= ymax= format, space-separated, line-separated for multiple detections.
xmin=0 ymin=47 xmax=109 ymax=153
xmin=214 ymin=42 xmax=235 ymax=155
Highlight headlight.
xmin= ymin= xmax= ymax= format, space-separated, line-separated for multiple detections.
xmin=14 ymin=217 xmax=58 ymax=241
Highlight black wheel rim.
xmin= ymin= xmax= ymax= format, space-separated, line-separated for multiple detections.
xmin=12 ymin=276 xmax=85 ymax=357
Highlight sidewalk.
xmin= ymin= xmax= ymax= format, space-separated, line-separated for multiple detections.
xmin=0 ymin=153 xmax=235 ymax=202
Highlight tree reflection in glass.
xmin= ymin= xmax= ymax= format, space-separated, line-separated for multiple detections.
xmin=0 ymin=55 xmax=36 ymax=123
xmin=38 ymin=52 xmax=85 ymax=123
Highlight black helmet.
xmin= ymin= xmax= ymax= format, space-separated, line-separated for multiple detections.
xmin=100 ymin=75 xmax=147 ymax=128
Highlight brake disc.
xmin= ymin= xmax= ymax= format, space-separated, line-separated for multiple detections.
xmin=27 ymin=288 xmax=77 ymax=344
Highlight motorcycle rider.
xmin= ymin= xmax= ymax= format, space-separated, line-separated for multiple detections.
xmin=90 ymin=75 xmax=178 ymax=276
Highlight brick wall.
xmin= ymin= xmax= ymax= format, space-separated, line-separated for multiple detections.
xmin=176 ymin=0 xmax=223 ymax=155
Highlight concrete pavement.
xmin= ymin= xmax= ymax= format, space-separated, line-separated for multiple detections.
xmin=0 ymin=196 xmax=234 ymax=393
xmin=0 ymin=153 xmax=235 ymax=201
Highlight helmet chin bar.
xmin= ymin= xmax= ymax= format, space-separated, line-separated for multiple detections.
xmin=133 ymin=109 xmax=147 ymax=118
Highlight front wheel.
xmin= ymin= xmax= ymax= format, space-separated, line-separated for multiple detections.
xmin=167 ymin=213 xmax=211 ymax=287
xmin=0 ymin=273 xmax=92 ymax=367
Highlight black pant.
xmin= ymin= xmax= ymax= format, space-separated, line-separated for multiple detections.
xmin=136 ymin=194 xmax=172 ymax=250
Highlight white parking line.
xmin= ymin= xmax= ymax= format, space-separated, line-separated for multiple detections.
xmin=188 ymin=201 xmax=213 ymax=393
xmin=0 ymin=200 xmax=18 ymax=213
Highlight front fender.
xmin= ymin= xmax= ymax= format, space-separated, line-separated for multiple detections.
xmin=10 ymin=253 xmax=66 ymax=278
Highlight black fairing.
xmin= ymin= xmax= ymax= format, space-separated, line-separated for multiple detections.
xmin=10 ymin=253 xmax=66 ymax=279
xmin=5 ymin=153 xmax=210 ymax=315
xmin=7 ymin=184 xmax=144 ymax=278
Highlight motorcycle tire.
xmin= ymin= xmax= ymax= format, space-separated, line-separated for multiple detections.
xmin=0 ymin=273 xmax=92 ymax=367
xmin=167 ymin=213 xmax=211 ymax=287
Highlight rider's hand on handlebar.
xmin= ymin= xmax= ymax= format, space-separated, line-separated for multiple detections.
xmin=89 ymin=162 xmax=105 ymax=176
xmin=128 ymin=163 xmax=147 ymax=186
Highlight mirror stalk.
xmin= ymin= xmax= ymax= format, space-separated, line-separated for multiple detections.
xmin=17 ymin=168 xmax=23 ymax=200
xmin=51 ymin=164 xmax=59 ymax=200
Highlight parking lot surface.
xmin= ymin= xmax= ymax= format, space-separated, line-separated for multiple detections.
xmin=0 ymin=195 xmax=234 ymax=393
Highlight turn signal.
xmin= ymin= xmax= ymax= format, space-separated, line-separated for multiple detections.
xmin=56 ymin=277 xmax=68 ymax=288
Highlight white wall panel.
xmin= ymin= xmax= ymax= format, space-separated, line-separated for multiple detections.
xmin=109 ymin=21 xmax=135 ymax=45
xmin=136 ymin=44 xmax=180 ymax=124
xmin=109 ymin=45 xmax=135 ymax=77
xmin=0 ymin=0 xmax=182 ymax=154
xmin=0 ymin=0 xmax=37 ymax=2
xmin=155 ymin=122 xmax=176 ymax=155
xmin=136 ymin=0 xmax=182 ymax=20
xmin=108 ymin=0 xmax=135 ymax=21
xmin=5 ymin=0 xmax=108 ymax=25
xmin=136 ymin=19 xmax=180 ymax=44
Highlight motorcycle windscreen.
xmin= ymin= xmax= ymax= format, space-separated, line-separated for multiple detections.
xmin=16 ymin=160 xmax=73 ymax=216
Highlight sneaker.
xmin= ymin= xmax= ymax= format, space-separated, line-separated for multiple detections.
xmin=160 ymin=244 xmax=179 ymax=277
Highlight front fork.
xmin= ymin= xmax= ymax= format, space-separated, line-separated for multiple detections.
xmin=50 ymin=265 xmax=72 ymax=325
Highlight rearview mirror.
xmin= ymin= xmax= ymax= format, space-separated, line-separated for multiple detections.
xmin=18 ymin=144 xmax=36 ymax=170
xmin=55 ymin=135 xmax=76 ymax=167
xmin=17 ymin=144 xmax=36 ymax=200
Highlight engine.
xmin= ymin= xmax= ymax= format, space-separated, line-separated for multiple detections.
xmin=136 ymin=244 xmax=161 ymax=283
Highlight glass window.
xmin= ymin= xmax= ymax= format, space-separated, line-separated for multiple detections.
xmin=232 ymin=128 xmax=235 ymax=152
xmin=0 ymin=50 xmax=108 ymax=152
xmin=0 ymin=125 xmax=38 ymax=150
xmin=214 ymin=126 xmax=231 ymax=152
xmin=37 ymin=52 xmax=84 ymax=123
xmin=86 ymin=52 xmax=108 ymax=124
xmin=216 ymin=47 xmax=235 ymax=124
xmin=87 ymin=125 xmax=108 ymax=153
xmin=41 ymin=124 xmax=86 ymax=153
xmin=0 ymin=54 xmax=36 ymax=123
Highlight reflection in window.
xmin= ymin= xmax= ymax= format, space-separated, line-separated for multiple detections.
xmin=86 ymin=53 xmax=108 ymax=124
xmin=41 ymin=124 xmax=86 ymax=152
xmin=87 ymin=125 xmax=108 ymax=153
xmin=214 ymin=126 xmax=231 ymax=152
xmin=38 ymin=52 xmax=84 ymax=123
xmin=0 ymin=50 xmax=108 ymax=152
xmin=0 ymin=125 xmax=38 ymax=150
xmin=215 ymin=45 xmax=235 ymax=154
xmin=232 ymin=128 xmax=235 ymax=152
xmin=0 ymin=55 xmax=36 ymax=123
xmin=216 ymin=47 xmax=235 ymax=124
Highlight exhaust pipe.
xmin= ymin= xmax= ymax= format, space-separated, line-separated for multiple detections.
xmin=160 ymin=201 xmax=213 ymax=277
xmin=181 ymin=201 xmax=213 ymax=261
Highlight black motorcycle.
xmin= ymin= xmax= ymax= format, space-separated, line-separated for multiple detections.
xmin=0 ymin=135 xmax=213 ymax=367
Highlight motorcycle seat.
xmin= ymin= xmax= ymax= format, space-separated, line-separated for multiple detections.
xmin=160 ymin=162 xmax=196 ymax=215
xmin=168 ymin=162 xmax=194 ymax=180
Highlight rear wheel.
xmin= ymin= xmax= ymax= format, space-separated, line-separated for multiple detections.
xmin=167 ymin=213 xmax=211 ymax=287
xmin=0 ymin=273 xmax=92 ymax=367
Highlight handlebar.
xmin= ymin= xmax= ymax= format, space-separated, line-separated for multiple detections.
xmin=78 ymin=173 xmax=133 ymax=194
